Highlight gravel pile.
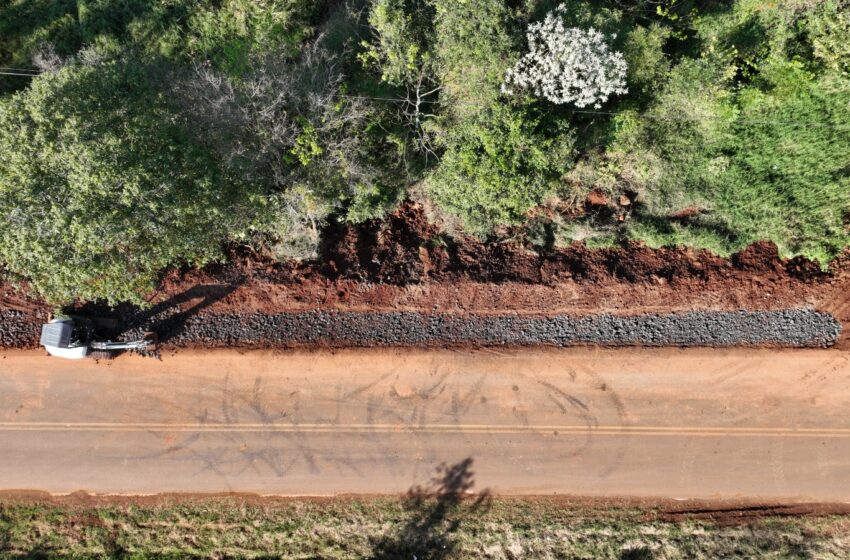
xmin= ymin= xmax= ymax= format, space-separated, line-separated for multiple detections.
xmin=118 ymin=309 xmax=840 ymax=349
xmin=0 ymin=309 xmax=42 ymax=348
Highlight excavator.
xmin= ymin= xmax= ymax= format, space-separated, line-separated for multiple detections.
xmin=39 ymin=316 xmax=155 ymax=359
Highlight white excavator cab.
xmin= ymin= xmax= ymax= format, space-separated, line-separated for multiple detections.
xmin=39 ymin=318 xmax=90 ymax=359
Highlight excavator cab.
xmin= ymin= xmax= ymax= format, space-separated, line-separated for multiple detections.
xmin=39 ymin=318 xmax=91 ymax=359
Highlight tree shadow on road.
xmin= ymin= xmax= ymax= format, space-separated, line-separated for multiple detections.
xmin=370 ymin=458 xmax=491 ymax=560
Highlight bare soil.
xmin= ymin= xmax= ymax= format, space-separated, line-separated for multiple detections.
xmin=152 ymin=203 xmax=850 ymax=320
xmin=4 ymin=202 xmax=850 ymax=348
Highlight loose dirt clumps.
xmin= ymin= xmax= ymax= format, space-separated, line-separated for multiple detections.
xmin=0 ymin=282 xmax=49 ymax=349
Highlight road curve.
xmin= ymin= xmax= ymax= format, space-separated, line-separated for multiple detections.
xmin=1 ymin=347 xmax=849 ymax=499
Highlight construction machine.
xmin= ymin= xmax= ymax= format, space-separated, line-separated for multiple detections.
xmin=39 ymin=316 xmax=155 ymax=359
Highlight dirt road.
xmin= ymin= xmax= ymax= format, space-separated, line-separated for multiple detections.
xmin=1 ymin=348 xmax=849 ymax=499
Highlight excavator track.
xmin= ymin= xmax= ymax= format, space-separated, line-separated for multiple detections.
xmin=88 ymin=350 xmax=115 ymax=361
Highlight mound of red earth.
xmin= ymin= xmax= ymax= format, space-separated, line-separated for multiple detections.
xmin=3 ymin=203 xmax=850 ymax=349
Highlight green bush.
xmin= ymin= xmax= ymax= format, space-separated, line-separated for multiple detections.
xmin=359 ymin=0 xmax=435 ymax=87
xmin=0 ymin=56 xmax=268 ymax=304
xmin=623 ymin=23 xmax=672 ymax=96
xmin=427 ymin=103 xmax=574 ymax=236
xmin=806 ymin=0 xmax=850 ymax=75
xmin=0 ymin=0 xmax=322 ymax=90
xmin=621 ymin=52 xmax=850 ymax=263
xmin=431 ymin=0 xmax=514 ymax=119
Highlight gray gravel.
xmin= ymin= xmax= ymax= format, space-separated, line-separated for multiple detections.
xmin=0 ymin=309 xmax=42 ymax=349
xmin=118 ymin=309 xmax=840 ymax=349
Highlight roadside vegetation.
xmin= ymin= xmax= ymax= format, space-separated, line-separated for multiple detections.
xmin=0 ymin=0 xmax=848 ymax=304
xmin=2 ymin=495 xmax=849 ymax=559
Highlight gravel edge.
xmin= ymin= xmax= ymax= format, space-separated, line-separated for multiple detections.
xmin=4 ymin=309 xmax=840 ymax=350
xmin=125 ymin=309 xmax=841 ymax=349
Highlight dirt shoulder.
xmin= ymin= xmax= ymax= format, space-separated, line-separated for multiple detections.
xmin=3 ymin=491 xmax=850 ymax=525
xmin=1 ymin=492 xmax=849 ymax=559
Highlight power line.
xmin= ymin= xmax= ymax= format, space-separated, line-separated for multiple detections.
xmin=2 ymin=66 xmax=848 ymax=131
xmin=0 ymin=67 xmax=41 ymax=75
xmin=0 ymin=71 xmax=41 ymax=78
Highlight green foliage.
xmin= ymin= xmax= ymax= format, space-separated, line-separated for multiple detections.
xmin=2 ymin=0 xmax=850 ymax=304
xmin=540 ymin=0 xmax=850 ymax=264
xmin=719 ymin=63 xmax=850 ymax=262
xmin=427 ymin=103 xmax=574 ymax=235
xmin=359 ymin=0 xmax=435 ymax=86
xmin=266 ymin=186 xmax=335 ymax=260
xmin=289 ymin=119 xmax=325 ymax=166
xmin=430 ymin=0 xmax=514 ymax=118
xmin=619 ymin=42 xmax=850 ymax=262
xmin=623 ymin=23 xmax=672 ymax=96
xmin=0 ymin=0 xmax=322 ymax=90
xmin=0 ymin=57 xmax=267 ymax=304
xmin=806 ymin=0 xmax=850 ymax=75
xmin=2 ymin=497 xmax=849 ymax=559
xmin=361 ymin=0 xmax=516 ymax=113
xmin=184 ymin=0 xmax=320 ymax=74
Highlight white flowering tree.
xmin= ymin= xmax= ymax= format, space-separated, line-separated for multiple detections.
xmin=502 ymin=4 xmax=628 ymax=108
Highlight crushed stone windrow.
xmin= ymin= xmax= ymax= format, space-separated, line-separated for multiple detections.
xmin=0 ymin=309 xmax=42 ymax=349
xmin=114 ymin=309 xmax=840 ymax=349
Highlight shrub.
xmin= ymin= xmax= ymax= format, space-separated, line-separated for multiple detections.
xmin=427 ymin=103 xmax=574 ymax=236
xmin=431 ymin=0 xmax=514 ymax=118
xmin=622 ymin=23 xmax=671 ymax=96
xmin=177 ymin=39 xmax=403 ymax=227
xmin=806 ymin=0 xmax=850 ymax=75
xmin=0 ymin=0 xmax=323 ymax=91
xmin=359 ymin=0 xmax=435 ymax=87
xmin=0 ymin=55 xmax=268 ymax=304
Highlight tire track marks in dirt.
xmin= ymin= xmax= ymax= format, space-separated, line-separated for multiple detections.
xmin=115 ymin=359 xmax=630 ymax=483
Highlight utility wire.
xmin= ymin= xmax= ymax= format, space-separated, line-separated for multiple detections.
xmin=0 ymin=67 xmax=42 ymax=77
xmin=2 ymin=66 xmax=848 ymax=131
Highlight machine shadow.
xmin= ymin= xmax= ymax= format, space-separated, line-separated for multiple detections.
xmin=370 ymin=458 xmax=491 ymax=560
xmin=74 ymin=280 xmax=244 ymax=346
xmin=128 ymin=282 xmax=244 ymax=344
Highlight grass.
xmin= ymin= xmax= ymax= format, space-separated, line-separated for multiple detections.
xmin=2 ymin=494 xmax=849 ymax=559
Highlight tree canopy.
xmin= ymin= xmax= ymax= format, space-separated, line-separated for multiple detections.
xmin=0 ymin=0 xmax=848 ymax=303
xmin=0 ymin=56 xmax=266 ymax=304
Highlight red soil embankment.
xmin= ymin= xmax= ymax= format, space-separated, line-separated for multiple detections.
xmin=3 ymin=203 xmax=850 ymax=348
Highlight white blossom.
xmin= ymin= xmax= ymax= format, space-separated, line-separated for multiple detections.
xmin=502 ymin=4 xmax=628 ymax=108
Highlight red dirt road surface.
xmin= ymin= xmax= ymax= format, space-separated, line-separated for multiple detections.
xmin=1 ymin=347 xmax=849 ymax=499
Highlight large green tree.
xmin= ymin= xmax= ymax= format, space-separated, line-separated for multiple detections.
xmin=0 ymin=56 xmax=267 ymax=304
